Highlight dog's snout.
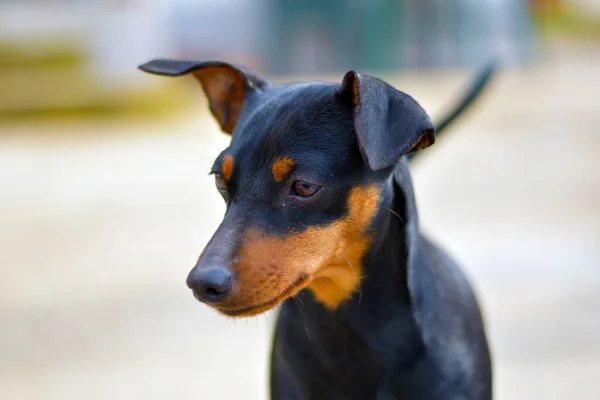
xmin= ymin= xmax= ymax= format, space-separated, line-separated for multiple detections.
xmin=187 ymin=267 xmax=233 ymax=304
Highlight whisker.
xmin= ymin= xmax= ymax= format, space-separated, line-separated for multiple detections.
xmin=340 ymin=253 xmax=362 ymax=304
xmin=304 ymin=318 xmax=313 ymax=340
xmin=268 ymin=272 xmax=306 ymax=277
xmin=235 ymin=277 xmax=307 ymax=295
xmin=387 ymin=208 xmax=403 ymax=222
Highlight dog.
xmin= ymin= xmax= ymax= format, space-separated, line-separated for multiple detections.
xmin=139 ymin=59 xmax=496 ymax=399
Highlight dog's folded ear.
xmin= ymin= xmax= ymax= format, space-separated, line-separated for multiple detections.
xmin=338 ymin=71 xmax=435 ymax=171
xmin=138 ymin=59 xmax=271 ymax=134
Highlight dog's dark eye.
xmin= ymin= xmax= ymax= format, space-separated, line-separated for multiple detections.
xmin=291 ymin=180 xmax=320 ymax=197
xmin=215 ymin=174 xmax=227 ymax=191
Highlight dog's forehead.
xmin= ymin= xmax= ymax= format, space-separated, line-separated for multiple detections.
xmin=226 ymin=83 xmax=357 ymax=171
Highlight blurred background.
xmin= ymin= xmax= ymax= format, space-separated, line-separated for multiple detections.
xmin=1 ymin=0 xmax=599 ymax=399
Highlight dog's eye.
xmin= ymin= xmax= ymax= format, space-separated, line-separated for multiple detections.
xmin=291 ymin=180 xmax=320 ymax=197
xmin=215 ymin=174 xmax=227 ymax=191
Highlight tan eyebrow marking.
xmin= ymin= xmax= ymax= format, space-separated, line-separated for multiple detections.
xmin=222 ymin=154 xmax=234 ymax=180
xmin=272 ymin=157 xmax=295 ymax=182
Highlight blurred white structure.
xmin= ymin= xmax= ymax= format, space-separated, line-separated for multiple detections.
xmin=569 ymin=0 xmax=600 ymax=15
xmin=0 ymin=0 xmax=264 ymax=89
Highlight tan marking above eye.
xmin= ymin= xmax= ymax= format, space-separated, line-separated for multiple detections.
xmin=221 ymin=154 xmax=234 ymax=181
xmin=272 ymin=157 xmax=295 ymax=182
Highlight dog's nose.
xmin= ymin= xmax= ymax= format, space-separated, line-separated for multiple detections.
xmin=187 ymin=267 xmax=233 ymax=304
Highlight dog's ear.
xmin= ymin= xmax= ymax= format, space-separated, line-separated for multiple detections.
xmin=139 ymin=59 xmax=271 ymax=134
xmin=337 ymin=71 xmax=435 ymax=170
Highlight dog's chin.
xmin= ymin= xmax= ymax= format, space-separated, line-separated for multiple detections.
xmin=213 ymin=274 xmax=311 ymax=318
xmin=215 ymin=302 xmax=280 ymax=318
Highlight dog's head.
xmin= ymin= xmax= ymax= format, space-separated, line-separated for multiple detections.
xmin=139 ymin=60 xmax=434 ymax=316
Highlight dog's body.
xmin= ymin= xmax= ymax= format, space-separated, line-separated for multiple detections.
xmin=139 ymin=60 xmax=495 ymax=399
xmin=271 ymin=159 xmax=492 ymax=399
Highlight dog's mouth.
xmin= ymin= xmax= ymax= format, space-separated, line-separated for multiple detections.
xmin=216 ymin=274 xmax=310 ymax=317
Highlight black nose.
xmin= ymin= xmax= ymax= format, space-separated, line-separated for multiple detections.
xmin=186 ymin=267 xmax=233 ymax=304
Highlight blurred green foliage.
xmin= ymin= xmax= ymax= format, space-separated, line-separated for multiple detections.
xmin=531 ymin=2 xmax=600 ymax=39
xmin=0 ymin=41 xmax=84 ymax=69
xmin=0 ymin=39 xmax=189 ymax=121
xmin=1 ymin=2 xmax=598 ymax=122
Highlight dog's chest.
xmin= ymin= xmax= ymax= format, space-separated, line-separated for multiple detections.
xmin=274 ymin=303 xmax=426 ymax=398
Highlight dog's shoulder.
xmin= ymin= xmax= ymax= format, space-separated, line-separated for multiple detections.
xmin=392 ymin=158 xmax=485 ymax=338
xmin=393 ymin=159 xmax=492 ymax=397
xmin=411 ymin=237 xmax=492 ymax=397
xmin=408 ymin=235 xmax=492 ymax=399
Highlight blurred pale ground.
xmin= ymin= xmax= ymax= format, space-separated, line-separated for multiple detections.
xmin=1 ymin=42 xmax=599 ymax=399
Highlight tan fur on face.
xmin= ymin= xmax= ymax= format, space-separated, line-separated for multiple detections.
xmin=272 ymin=157 xmax=295 ymax=182
xmin=214 ymin=185 xmax=381 ymax=316
xmin=222 ymin=154 xmax=234 ymax=180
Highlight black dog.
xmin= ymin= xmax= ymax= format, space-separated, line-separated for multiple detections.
xmin=139 ymin=59 xmax=496 ymax=399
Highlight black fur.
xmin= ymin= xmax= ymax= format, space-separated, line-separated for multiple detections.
xmin=139 ymin=59 xmax=496 ymax=399
xmin=338 ymin=71 xmax=435 ymax=170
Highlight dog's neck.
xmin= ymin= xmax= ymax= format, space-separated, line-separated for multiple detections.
xmin=341 ymin=168 xmax=416 ymax=315
xmin=283 ymin=161 xmax=423 ymax=365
